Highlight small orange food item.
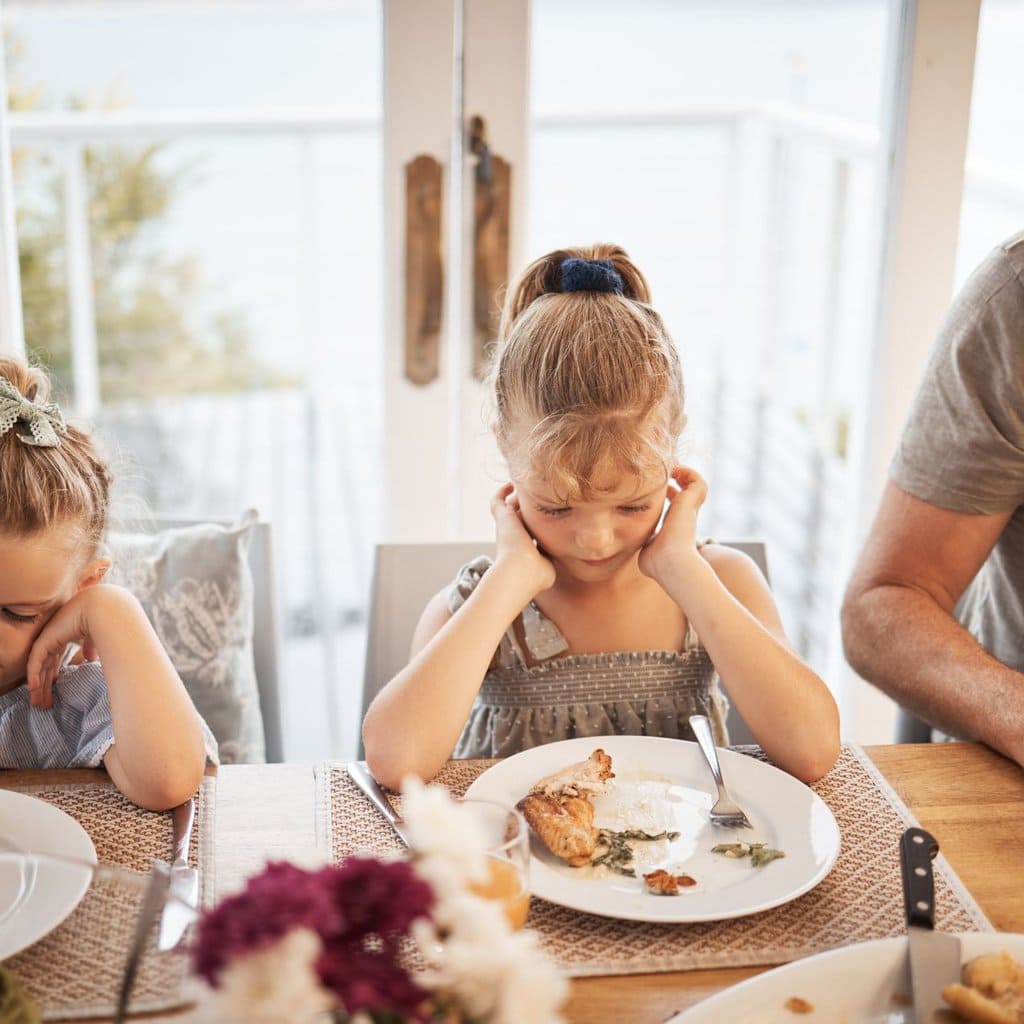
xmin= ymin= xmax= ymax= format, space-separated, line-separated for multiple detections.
xmin=642 ymin=868 xmax=697 ymax=895
xmin=783 ymin=996 xmax=814 ymax=1014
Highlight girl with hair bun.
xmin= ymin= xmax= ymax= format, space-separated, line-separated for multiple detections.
xmin=0 ymin=355 xmax=214 ymax=810
xmin=364 ymin=244 xmax=839 ymax=787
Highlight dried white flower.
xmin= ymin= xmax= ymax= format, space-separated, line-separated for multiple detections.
xmin=402 ymin=780 xmax=568 ymax=1024
xmin=202 ymin=928 xmax=335 ymax=1024
xmin=428 ymin=923 xmax=568 ymax=1024
xmin=401 ymin=776 xmax=490 ymax=894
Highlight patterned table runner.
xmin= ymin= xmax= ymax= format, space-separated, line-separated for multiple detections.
xmin=322 ymin=746 xmax=991 ymax=977
xmin=3 ymin=777 xmax=215 ymax=1019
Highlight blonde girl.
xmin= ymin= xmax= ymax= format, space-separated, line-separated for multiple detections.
xmin=0 ymin=356 xmax=212 ymax=809
xmin=363 ymin=245 xmax=839 ymax=787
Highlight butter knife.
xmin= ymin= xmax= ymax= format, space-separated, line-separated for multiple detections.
xmin=157 ymin=797 xmax=199 ymax=951
xmin=900 ymin=827 xmax=962 ymax=1023
xmin=348 ymin=761 xmax=410 ymax=846
xmin=115 ymin=859 xmax=171 ymax=1024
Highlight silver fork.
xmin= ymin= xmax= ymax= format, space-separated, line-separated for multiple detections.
xmin=689 ymin=713 xmax=753 ymax=829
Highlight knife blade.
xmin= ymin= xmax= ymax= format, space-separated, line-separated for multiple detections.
xmin=348 ymin=761 xmax=410 ymax=846
xmin=900 ymin=826 xmax=962 ymax=1024
xmin=116 ymin=860 xmax=171 ymax=1024
xmin=157 ymin=797 xmax=199 ymax=951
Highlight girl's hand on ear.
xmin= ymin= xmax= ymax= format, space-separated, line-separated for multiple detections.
xmin=491 ymin=483 xmax=556 ymax=593
xmin=638 ymin=466 xmax=708 ymax=584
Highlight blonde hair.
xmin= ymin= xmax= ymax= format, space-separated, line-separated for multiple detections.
xmin=491 ymin=243 xmax=685 ymax=499
xmin=0 ymin=356 xmax=111 ymax=554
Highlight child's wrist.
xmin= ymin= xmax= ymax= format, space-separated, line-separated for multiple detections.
xmin=646 ymin=547 xmax=712 ymax=593
xmin=490 ymin=553 xmax=551 ymax=598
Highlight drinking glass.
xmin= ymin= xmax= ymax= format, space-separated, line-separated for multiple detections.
xmin=458 ymin=798 xmax=531 ymax=930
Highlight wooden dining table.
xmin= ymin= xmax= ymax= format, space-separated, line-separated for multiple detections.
xmin=4 ymin=740 xmax=1024 ymax=1023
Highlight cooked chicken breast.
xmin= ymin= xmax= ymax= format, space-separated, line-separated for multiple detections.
xmin=516 ymin=792 xmax=598 ymax=867
xmin=528 ymin=748 xmax=614 ymax=798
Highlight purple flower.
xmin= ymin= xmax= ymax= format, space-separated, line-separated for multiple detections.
xmin=193 ymin=861 xmax=341 ymax=984
xmin=325 ymin=858 xmax=435 ymax=941
xmin=192 ymin=856 xmax=437 ymax=1018
xmin=317 ymin=859 xmax=436 ymax=1018
xmin=318 ymin=940 xmax=434 ymax=1022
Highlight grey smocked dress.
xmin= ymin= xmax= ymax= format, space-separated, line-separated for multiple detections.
xmin=449 ymin=556 xmax=731 ymax=758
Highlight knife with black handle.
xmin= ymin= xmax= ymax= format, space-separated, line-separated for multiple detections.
xmin=900 ymin=827 xmax=962 ymax=1023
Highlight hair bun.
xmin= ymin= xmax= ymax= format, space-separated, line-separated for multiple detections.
xmin=559 ymin=258 xmax=624 ymax=295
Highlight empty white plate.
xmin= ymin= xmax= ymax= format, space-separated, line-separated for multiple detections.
xmin=0 ymin=790 xmax=96 ymax=959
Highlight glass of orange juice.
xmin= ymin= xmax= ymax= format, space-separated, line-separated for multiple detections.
xmin=459 ymin=798 xmax=530 ymax=930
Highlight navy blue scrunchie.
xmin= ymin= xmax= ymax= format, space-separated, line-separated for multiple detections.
xmin=559 ymin=258 xmax=624 ymax=295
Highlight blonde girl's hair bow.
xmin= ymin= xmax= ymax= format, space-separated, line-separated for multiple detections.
xmin=0 ymin=375 xmax=68 ymax=448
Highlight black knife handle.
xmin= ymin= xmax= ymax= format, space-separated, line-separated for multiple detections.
xmin=900 ymin=826 xmax=939 ymax=930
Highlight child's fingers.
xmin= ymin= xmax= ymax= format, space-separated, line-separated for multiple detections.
xmin=490 ymin=482 xmax=516 ymax=515
xmin=27 ymin=649 xmax=58 ymax=710
xmin=27 ymin=627 xmax=78 ymax=709
xmin=668 ymin=465 xmax=709 ymax=507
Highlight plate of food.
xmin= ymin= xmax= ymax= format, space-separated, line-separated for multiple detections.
xmin=464 ymin=734 xmax=840 ymax=923
xmin=0 ymin=790 xmax=96 ymax=959
xmin=665 ymin=931 xmax=1024 ymax=1023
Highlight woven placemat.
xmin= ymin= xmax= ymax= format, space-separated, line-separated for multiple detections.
xmin=3 ymin=777 xmax=215 ymax=1019
xmin=324 ymin=745 xmax=992 ymax=977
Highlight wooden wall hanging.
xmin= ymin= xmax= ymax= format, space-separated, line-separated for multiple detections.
xmin=469 ymin=115 xmax=511 ymax=380
xmin=404 ymin=154 xmax=443 ymax=386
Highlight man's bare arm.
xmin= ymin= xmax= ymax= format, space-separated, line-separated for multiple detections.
xmin=841 ymin=481 xmax=1024 ymax=765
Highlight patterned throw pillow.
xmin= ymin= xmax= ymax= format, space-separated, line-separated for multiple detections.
xmin=107 ymin=511 xmax=266 ymax=764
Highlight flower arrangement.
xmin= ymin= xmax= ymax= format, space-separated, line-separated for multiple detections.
xmin=190 ymin=780 xmax=567 ymax=1024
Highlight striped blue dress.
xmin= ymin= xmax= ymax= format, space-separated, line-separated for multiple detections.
xmin=0 ymin=661 xmax=218 ymax=769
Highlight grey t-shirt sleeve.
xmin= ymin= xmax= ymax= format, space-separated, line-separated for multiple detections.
xmin=891 ymin=238 xmax=1024 ymax=515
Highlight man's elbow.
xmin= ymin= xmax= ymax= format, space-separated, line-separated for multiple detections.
xmin=839 ymin=578 xmax=876 ymax=676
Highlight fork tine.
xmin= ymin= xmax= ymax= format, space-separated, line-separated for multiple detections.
xmin=690 ymin=714 xmax=755 ymax=830
xmin=711 ymin=814 xmax=753 ymax=829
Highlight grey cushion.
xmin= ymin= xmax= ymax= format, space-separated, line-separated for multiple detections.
xmin=107 ymin=511 xmax=266 ymax=764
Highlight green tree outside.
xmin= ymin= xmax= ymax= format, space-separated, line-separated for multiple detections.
xmin=7 ymin=30 xmax=294 ymax=403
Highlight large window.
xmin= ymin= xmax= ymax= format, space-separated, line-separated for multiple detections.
xmin=956 ymin=0 xmax=1024 ymax=284
xmin=528 ymin=0 xmax=892 ymax=673
xmin=1 ymin=1 xmax=995 ymax=753
xmin=3 ymin=0 xmax=383 ymax=758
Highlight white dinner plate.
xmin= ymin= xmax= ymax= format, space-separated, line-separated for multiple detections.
xmin=464 ymin=734 xmax=840 ymax=923
xmin=0 ymin=790 xmax=96 ymax=959
xmin=666 ymin=931 xmax=1024 ymax=1023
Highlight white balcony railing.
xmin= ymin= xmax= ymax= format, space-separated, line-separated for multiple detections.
xmin=9 ymin=103 xmax=1024 ymax=757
